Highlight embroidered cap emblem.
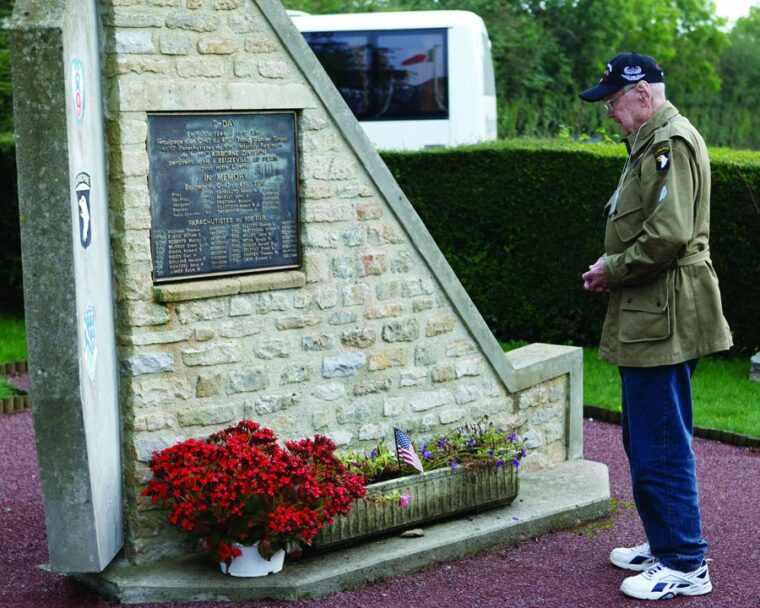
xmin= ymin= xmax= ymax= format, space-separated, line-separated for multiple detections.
xmin=599 ymin=63 xmax=613 ymax=83
xmin=622 ymin=65 xmax=646 ymax=82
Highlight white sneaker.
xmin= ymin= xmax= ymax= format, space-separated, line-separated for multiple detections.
xmin=610 ymin=542 xmax=657 ymax=571
xmin=620 ymin=561 xmax=712 ymax=600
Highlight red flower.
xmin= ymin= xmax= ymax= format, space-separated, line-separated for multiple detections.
xmin=142 ymin=420 xmax=367 ymax=564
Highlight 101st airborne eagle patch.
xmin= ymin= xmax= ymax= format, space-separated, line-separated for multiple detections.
xmin=654 ymin=143 xmax=670 ymax=172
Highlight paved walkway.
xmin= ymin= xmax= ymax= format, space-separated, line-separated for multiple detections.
xmin=1 ymin=411 xmax=758 ymax=608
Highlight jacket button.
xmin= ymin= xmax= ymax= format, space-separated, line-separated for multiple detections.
xmin=656 ymin=301 xmax=661 ymax=307
xmin=627 ymin=298 xmax=633 ymax=304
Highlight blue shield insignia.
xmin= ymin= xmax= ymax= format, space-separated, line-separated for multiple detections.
xmin=83 ymin=305 xmax=97 ymax=380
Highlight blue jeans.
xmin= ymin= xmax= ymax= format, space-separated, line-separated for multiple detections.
xmin=619 ymin=359 xmax=706 ymax=572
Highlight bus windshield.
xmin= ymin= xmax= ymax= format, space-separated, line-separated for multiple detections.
xmin=302 ymin=28 xmax=449 ymax=121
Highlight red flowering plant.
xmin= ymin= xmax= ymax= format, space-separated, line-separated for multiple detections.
xmin=142 ymin=420 xmax=367 ymax=566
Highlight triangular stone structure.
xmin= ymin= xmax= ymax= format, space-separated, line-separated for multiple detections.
xmin=12 ymin=0 xmax=589 ymax=585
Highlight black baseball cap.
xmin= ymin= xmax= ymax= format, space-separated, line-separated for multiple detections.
xmin=579 ymin=52 xmax=664 ymax=102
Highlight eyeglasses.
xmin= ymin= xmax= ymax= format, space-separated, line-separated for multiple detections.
xmin=603 ymin=85 xmax=636 ymax=112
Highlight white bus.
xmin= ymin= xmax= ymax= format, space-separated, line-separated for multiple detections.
xmin=290 ymin=10 xmax=497 ymax=150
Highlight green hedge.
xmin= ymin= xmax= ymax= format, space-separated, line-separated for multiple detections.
xmin=0 ymin=134 xmax=20 ymax=315
xmin=381 ymin=140 xmax=760 ymax=356
xmin=1 ymin=137 xmax=758 ymax=353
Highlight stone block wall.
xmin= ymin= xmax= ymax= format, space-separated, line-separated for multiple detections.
xmin=97 ymin=0 xmax=574 ymax=565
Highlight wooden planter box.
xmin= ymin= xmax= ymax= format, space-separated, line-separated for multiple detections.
xmin=313 ymin=465 xmax=518 ymax=550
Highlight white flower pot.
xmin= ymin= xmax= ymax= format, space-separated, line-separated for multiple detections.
xmin=220 ymin=542 xmax=285 ymax=577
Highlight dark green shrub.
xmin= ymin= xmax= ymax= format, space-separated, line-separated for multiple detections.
xmin=1 ymin=136 xmax=757 ymax=353
xmin=0 ymin=134 xmax=21 ymax=315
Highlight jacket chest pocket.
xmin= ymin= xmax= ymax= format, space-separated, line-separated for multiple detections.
xmin=611 ymin=204 xmax=645 ymax=243
xmin=607 ymin=174 xmax=645 ymax=245
xmin=618 ymin=274 xmax=672 ymax=343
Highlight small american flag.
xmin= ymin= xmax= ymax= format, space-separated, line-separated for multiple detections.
xmin=394 ymin=428 xmax=424 ymax=473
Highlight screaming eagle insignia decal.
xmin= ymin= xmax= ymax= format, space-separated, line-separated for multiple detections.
xmin=654 ymin=143 xmax=670 ymax=172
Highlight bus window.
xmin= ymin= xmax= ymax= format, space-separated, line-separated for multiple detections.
xmin=301 ymin=32 xmax=372 ymax=116
xmin=292 ymin=10 xmax=496 ymax=150
xmin=303 ymin=28 xmax=448 ymax=121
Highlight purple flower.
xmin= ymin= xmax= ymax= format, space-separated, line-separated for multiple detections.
xmin=421 ymin=443 xmax=432 ymax=459
xmin=507 ymin=432 xmax=518 ymax=442
xmin=437 ymin=437 xmax=447 ymax=449
xmin=467 ymin=439 xmax=476 ymax=447
xmin=495 ymin=459 xmax=505 ymax=468
xmin=488 ymin=449 xmax=494 ymax=456
xmin=513 ymin=458 xmax=521 ymax=469
xmin=370 ymin=448 xmax=379 ymax=459
xmin=521 ymin=448 xmax=527 ymax=458
xmin=449 ymin=459 xmax=459 ymax=470
xmin=398 ymin=493 xmax=411 ymax=508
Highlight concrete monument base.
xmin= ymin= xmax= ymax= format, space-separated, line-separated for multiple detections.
xmin=78 ymin=459 xmax=609 ymax=604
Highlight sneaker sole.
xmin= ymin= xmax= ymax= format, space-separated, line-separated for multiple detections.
xmin=620 ymin=580 xmax=713 ymax=600
xmin=610 ymin=555 xmax=657 ymax=572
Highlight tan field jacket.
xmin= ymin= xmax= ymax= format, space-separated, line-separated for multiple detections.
xmin=600 ymin=102 xmax=732 ymax=367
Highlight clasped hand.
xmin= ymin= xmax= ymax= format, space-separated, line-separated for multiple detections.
xmin=582 ymin=255 xmax=612 ymax=292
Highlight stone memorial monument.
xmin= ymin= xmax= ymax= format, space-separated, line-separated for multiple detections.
xmin=11 ymin=0 xmax=607 ymax=600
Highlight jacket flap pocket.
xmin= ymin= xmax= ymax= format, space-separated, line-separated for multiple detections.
xmin=612 ymin=206 xmax=645 ymax=243
xmin=621 ymin=291 xmax=668 ymax=314
xmin=618 ymin=277 xmax=671 ymax=343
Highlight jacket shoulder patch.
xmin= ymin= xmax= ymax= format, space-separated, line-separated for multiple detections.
xmin=654 ymin=143 xmax=670 ymax=172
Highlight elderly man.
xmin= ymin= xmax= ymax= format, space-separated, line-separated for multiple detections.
xmin=579 ymin=53 xmax=732 ymax=601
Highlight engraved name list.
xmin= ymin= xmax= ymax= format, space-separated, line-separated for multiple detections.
xmin=147 ymin=112 xmax=299 ymax=282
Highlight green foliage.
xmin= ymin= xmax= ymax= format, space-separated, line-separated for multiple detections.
xmin=0 ymin=315 xmax=25 ymax=362
xmin=284 ymin=0 xmax=394 ymax=13
xmin=0 ymin=1 xmax=14 ymax=134
xmin=339 ymin=443 xmax=409 ymax=482
xmin=0 ymin=378 xmax=16 ymax=398
xmin=381 ymin=140 xmax=760 ymax=355
xmin=0 ymin=1 xmax=757 ymax=143
xmin=284 ymin=0 xmax=759 ymax=148
xmin=700 ymin=6 xmax=760 ymax=149
xmin=415 ymin=418 xmax=527 ymax=472
xmin=340 ymin=418 xmax=526 ymax=484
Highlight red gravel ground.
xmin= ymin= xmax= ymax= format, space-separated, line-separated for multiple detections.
xmin=1 ymin=411 xmax=758 ymax=608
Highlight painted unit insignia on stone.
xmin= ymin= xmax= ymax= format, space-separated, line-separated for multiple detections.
xmin=83 ymin=305 xmax=97 ymax=380
xmin=75 ymin=172 xmax=92 ymax=249
xmin=70 ymin=58 xmax=85 ymax=126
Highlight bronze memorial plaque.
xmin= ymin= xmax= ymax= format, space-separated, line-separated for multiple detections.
xmin=147 ymin=111 xmax=300 ymax=282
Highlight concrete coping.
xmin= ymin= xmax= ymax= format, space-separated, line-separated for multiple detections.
xmin=502 ymin=343 xmax=584 ymax=460
xmin=78 ymin=459 xmax=610 ymax=604
xmin=153 ymin=270 xmax=306 ymax=302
